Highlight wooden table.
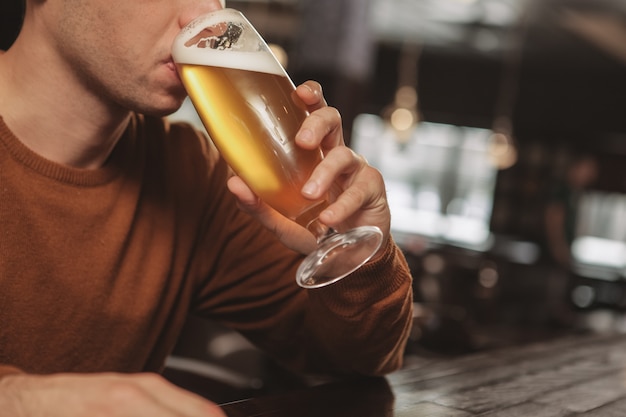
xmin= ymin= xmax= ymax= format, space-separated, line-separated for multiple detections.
xmin=220 ymin=332 xmax=626 ymax=416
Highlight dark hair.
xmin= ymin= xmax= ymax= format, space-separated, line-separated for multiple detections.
xmin=0 ymin=0 xmax=25 ymax=50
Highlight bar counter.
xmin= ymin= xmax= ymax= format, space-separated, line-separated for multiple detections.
xmin=220 ymin=331 xmax=626 ymax=416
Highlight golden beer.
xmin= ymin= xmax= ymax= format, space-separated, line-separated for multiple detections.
xmin=176 ymin=63 xmax=327 ymax=226
xmin=173 ymin=9 xmax=384 ymax=288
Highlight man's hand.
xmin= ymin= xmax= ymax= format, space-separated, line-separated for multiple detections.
xmin=227 ymin=81 xmax=391 ymax=260
xmin=0 ymin=372 xmax=227 ymax=417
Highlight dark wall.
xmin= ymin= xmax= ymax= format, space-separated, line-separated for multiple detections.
xmin=371 ymin=28 xmax=626 ymax=145
xmin=369 ymin=5 xmax=626 ymax=244
xmin=0 ymin=0 xmax=23 ymax=50
xmin=513 ymin=16 xmax=626 ymax=141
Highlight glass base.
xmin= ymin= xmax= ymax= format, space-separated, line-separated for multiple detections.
xmin=296 ymin=225 xmax=384 ymax=289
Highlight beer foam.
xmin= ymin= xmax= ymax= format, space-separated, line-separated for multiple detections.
xmin=172 ymin=9 xmax=285 ymax=76
xmin=173 ymin=47 xmax=284 ymax=76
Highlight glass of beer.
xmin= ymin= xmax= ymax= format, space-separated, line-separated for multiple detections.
xmin=172 ymin=9 xmax=383 ymax=288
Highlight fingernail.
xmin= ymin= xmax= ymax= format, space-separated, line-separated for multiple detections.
xmin=302 ymin=180 xmax=318 ymax=196
xmin=297 ymin=129 xmax=314 ymax=144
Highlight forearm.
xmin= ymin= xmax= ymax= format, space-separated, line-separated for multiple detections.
xmin=305 ymin=238 xmax=414 ymax=376
xmin=0 ymin=372 xmax=226 ymax=417
xmin=246 ymin=238 xmax=414 ymax=377
xmin=194 ymin=216 xmax=413 ymax=378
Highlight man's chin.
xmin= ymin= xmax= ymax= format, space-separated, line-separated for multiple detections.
xmin=141 ymin=95 xmax=189 ymax=118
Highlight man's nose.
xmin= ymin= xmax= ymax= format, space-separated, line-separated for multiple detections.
xmin=178 ymin=0 xmax=225 ymax=30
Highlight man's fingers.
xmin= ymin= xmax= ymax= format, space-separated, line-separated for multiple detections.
xmin=226 ymin=175 xmax=262 ymax=210
xmin=227 ymin=176 xmax=318 ymax=254
xmin=303 ymin=147 xmax=366 ymax=198
xmin=295 ymin=81 xmax=327 ymax=110
xmin=296 ymin=107 xmax=344 ymax=152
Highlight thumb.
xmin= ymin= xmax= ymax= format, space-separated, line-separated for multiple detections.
xmin=227 ymin=176 xmax=317 ymax=254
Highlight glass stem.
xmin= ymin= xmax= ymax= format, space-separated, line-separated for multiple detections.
xmin=306 ymin=218 xmax=335 ymax=244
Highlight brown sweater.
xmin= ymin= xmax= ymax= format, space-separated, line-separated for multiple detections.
xmin=0 ymin=114 xmax=413 ymax=379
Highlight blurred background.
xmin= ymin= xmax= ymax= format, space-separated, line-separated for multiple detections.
xmin=179 ymin=0 xmax=626 ymax=357
xmin=3 ymin=0 xmax=626 ymax=403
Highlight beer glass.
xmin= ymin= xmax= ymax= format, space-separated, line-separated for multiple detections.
xmin=172 ymin=9 xmax=383 ymax=288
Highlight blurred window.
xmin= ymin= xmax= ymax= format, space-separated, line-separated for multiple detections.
xmin=572 ymin=191 xmax=626 ymax=274
xmin=351 ymin=114 xmax=498 ymax=250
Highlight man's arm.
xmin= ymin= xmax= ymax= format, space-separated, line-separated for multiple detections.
xmin=200 ymin=80 xmax=414 ymax=377
xmin=545 ymin=201 xmax=571 ymax=267
xmin=0 ymin=372 xmax=227 ymax=417
xmin=304 ymin=238 xmax=413 ymax=376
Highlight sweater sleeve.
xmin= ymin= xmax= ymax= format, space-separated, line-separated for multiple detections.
xmin=0 ymin=365 xmax=23 ymax=379
xmin=185 ymin=124 xmax=413 ymax=377
xmin=192 ymin=192 xmax=414 ymax=377
xmin=303 ymin=237 xmax=414 ymax=376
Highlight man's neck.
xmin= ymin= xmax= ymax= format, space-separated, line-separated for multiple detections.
xmin=0 ymin=34 xmax=131 ymax=170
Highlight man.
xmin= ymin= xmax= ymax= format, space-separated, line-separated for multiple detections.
xmin=0 ymin=0 xmax=413 ymax=415
xmin=543 ymin=153 xmax=597 ymax=326
xmin=545 ymin=154 xmax=598 ymax=268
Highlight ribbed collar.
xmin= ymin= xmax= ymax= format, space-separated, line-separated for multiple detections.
xmin=0 ymin=115 xmax=135 ymax=187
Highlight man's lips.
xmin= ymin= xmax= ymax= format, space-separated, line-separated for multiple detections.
xmin=165 ymin=59 xmax=178 ymax=73
xmin=165 ymin=58 xmax=183 ymax=83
